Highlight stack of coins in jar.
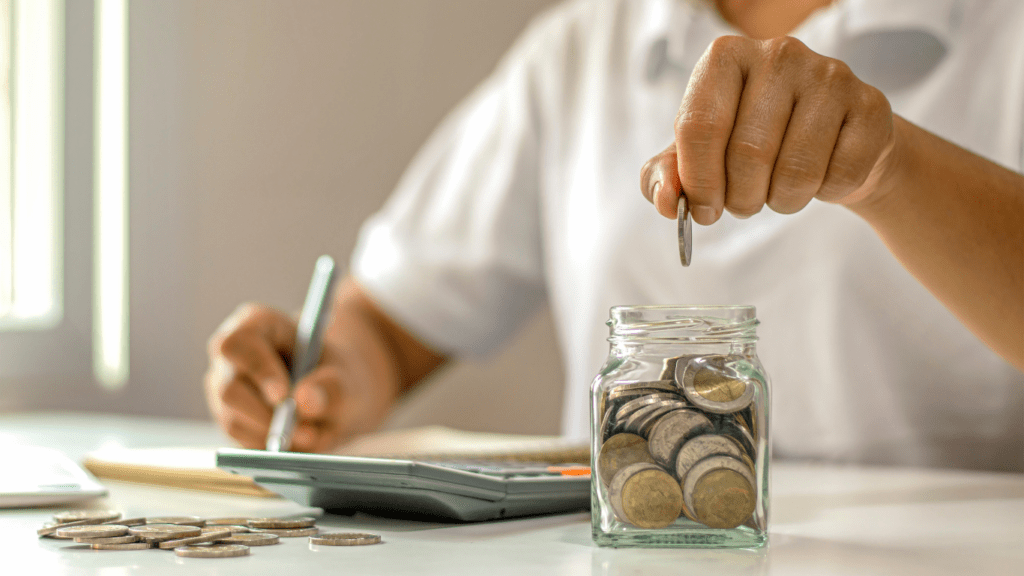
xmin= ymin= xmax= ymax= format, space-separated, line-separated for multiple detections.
xmin=591 ymin=305 xmax=768 ymax=548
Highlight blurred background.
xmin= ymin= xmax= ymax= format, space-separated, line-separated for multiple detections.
xmin=0 ymin=0 xmax=567 ymax=435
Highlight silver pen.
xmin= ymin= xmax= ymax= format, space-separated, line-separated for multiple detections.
xmin=265 ymin=255 xmax=338 ymax=452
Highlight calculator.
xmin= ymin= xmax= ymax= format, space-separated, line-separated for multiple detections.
xmin=216 ymin=448 xmax=591 ymax=522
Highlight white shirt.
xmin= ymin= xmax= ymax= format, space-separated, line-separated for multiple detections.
xmin=352 ymin=0 xmax=1024 ymax=471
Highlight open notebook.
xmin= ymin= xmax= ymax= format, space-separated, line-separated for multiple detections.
xmin=83 ymin=426 xmax=589 ymax=497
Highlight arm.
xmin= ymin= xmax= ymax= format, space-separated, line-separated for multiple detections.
xmin=640 ymin=36 xmax=1024 ymax=371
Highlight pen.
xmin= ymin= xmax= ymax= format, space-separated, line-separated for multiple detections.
xmin=265 ymin=254 xmax=338 ymax=452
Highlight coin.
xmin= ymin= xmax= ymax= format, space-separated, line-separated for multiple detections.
xmin=674 ymin=434 xmax=747 ymax=484
xmin=56 ymin=524 xmax=129 ymax=539
xmin=129 ymin=524 xmax=202 ymax=542
xmin=146 ymin=516 xmax=206 ymax=527
xmin=74 ymin=534 xmax=140 ymax=545
xmin=607 ymin=380 xmax=678 ymax=401
xmin=309 ymin=533 xmax=382 ymax=546
xmin=174 ymin=544 xmax=250 ymax=558
xmin=91 ymin=542 xmax=154 ymax=550
xmin=158 ymin=528 xmax=233 ymax=549
xmin=678 ymin=191 xmax=691 ymax=266
xmin=38 ymin=519 xmax=95 ymax=538
xmin=205 ymin=517 xmax=255 ymax=526
xmin=615 ymin=393 xmax=684 ymax=421
xmin=53 ymin=510 xmax=121 ymax=524
xmin=608 ymin=462 xmax=683 ymax=529
xmin=218 ymin=532 xmax=280 ymax=546
xmin=105 ymin=517 xmax=146 ymax=527
xmin=247 ymin=516 xmax=316 ymax=529
xmin=256 ymin=526 xmax=319 ymax=537
xmin=202 ymin=525 xmax=250 ymax=535
xmin=717 ymin=416 xmax=757 ymax=458
xmin=658 ymin=355 xmax=694 ymax=382
xmin=682 ymin=455 xmax=757 ymax=529
xmin=678 ymin=356 xmax=754 ymax=414
xmin=647 ymin=409 xmax=713 ymax=469
xmin=624 ymin=400 xmax=689 ymax=437
xmin=597 ymin=433 xmax=656 ymax=486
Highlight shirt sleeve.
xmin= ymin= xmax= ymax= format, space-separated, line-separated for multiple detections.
xmin=350 ymin=18 xmax=554 ymax=357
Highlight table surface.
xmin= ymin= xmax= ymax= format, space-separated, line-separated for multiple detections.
xmin=1 ymin=412 xmax=1022 ymax=576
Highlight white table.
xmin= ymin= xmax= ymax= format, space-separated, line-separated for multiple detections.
xmin=1 ymin=412 xmax=1022 ymax=575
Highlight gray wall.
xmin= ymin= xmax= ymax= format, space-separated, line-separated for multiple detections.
xmin=2 ymin=0 xmax=566 ymax=436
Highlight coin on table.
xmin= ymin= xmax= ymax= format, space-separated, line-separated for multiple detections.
xmin=130 ymin=524 xmax=202 ymax=542
xmin=647 ymin=409 xmax=714 ymax=469
xmin=678 ymin=192 xmax=692 ymax=266
xmin=202 ymin=525 xmax=250 ymax=535
xmin=146 ymin=516 xmax=206 ymax=527
xmin=256 ymin=526 xmax=319 ymax=537
xmin=218 ymin=532 xmax=280 ymax=546
xmin=75 ymin=534 xmax=140 ymax=545
xmin=608 ymin=462 xmax=683 ymax=529
xmin=56 ymin=524 xmax=129 ymax=539
xmin=205 ymin=517 xmax=255 ymax=526
xmin=157 ymin=528 xmax=232 ymax=549
xmin=597 ymin=433 xmax=656 ymax=486
xmin=174 ymin=544 xmax=251 ymax=558
xmin=682 ymin=454 xmax=757 ymax=529
xmin=678 ymin=356 xmax=754 ymax=414
xmin=38 ymin=519 xmax=95 ymax=538
xmin=247 ymin=516 xmax=317 ymax=529
xmin=674 ymin=434 xmax=747 ymax=484
xmin=53 ymin=510 xmax=121 ymax=524
xmin=105 ymin=517 xmax=146 ymax=527
xmin=309 ymin=532 xmax=382 ymax=546
xmin=91 ymin=541 xmax=154 ymax=550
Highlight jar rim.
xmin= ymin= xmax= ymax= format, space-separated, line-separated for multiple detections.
xmin=608 ymin=305 xmax=758 ymax=343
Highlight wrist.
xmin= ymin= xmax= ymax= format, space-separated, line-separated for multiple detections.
xmin=845 ymin=115 xmax=913 ymax=220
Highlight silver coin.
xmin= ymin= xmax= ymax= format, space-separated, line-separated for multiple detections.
xmin=717 ymin=416 xmax=757 ymax=458
xmin=158 ymin=528 xmax=233 ymax=549
xmin=606 ymin=462 xmax=661 ymax=525
xmin=105 ymin=517 xmax=146 ymax=527
xmin=615 ymin=393 xmax=683 ymax=421
xmin=658 ymin=355 xmax=695 ymax=382
xmin=678 ymin=192 xmax=691 ymax=266
xmin=620 ymin=400 xmax=688 ymax=436
xmin=38 ymin=519 xmax=94 ymax=538
xmin=256 ymin=526 xmax=319 ymax=537
xmin=74 ymin=534 xmax=140 ymax=545
xmin=674 ymin=434 xmax=746 ymax=483
xmin=56 ymin=525 xmax=129 ymax=539
xmin=91 ymin=541 xmax=154 ymax=550
xmin=247 ymin=516 xmax=316 ymax=529
xmin=218 ymin=533 xmax=280 ymax=546
xmin=647 ymin=409 xmax=714 ymax=469
xmin=53 ymin=510 xmax=121 ymax=524
xmin=681 ymin=454 xmax=757 ymax=523
xmin=309 ymin=532 xmax=382 ymax=546
xmin=202 ymin=525 xmax=250 ymax=535
xmin=607 ymin=380 xmax=678 ymax=400
xmin=205 ymin=517 xmax=256 ymax=526
xmin=174 ymin=544 xmax=250 ymax=558
xmin=146 ymin=516 xmax=206 ymax=527
xmin=129 ymin=524 xmax=202 ymax=542
xmin=678 ymin=355 xmax=755 ymax=414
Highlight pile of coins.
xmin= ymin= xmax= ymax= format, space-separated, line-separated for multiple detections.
xmin=597 ymin=354 xmax=759 ymax=530
xmin=37 ymin=510 xmax=382 ymax=558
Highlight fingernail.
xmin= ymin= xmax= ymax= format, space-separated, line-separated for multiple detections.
xmin=692 ymin=205 xmax=717 ymax=224
xmin=650 ymin=180 xmax=662 ymax=203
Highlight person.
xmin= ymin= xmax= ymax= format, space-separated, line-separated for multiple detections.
xmin=203 ymin=0 xmax=1024 ymax=471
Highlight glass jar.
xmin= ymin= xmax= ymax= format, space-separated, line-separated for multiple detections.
xmin=590 ymin=305 xmax=770 ymax=549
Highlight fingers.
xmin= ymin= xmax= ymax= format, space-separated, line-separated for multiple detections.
xmin=674 ymin=36 xmax=747 ymax=225
xmin=641 ymin=143 xmax=684 ymax=219
xmin=208 ymin=303 xmax=297 ymax=405
xmin=818 ymin=86 xmax=894 ymax=204
xmin=290 ymin=365 xmax=346 ymax=452
xmin=767 ymin=92 xmax=845 ymax=214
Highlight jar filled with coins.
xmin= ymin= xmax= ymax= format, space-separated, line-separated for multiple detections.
xmin=591 ymin=305 xmax=769 ymax=548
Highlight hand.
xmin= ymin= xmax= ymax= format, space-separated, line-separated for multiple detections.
xmin=641 ymin=36 xmax=898 ymax=224
xmin=203 ymin=302 xmax=392 ymax=452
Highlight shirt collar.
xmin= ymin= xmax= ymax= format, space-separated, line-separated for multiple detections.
xmin=637 ymin=0 xmax=963 ymax=83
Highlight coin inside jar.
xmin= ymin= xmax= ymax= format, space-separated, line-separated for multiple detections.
xmin=678 ymin=356 xmax=755 ymax=414
xmin=646 ymin=409 xmax=713 ymax=469
xmin=682 ymin=455 xmax=757 ymax=530
xmin=674 ymin=434 xmax=747 ymax=484
xmin=608 ymin=462 xmax=683 ymax=529
xmin=597 ymin=433 xmax=656 ymax=486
